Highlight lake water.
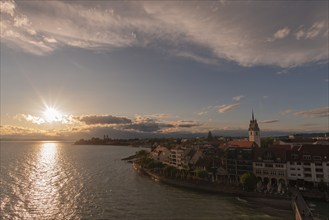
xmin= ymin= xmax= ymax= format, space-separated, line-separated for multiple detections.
xmin=1 ymin=141 xmax=292 ymax=219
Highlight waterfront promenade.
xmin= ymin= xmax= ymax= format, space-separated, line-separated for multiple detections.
xmin=135 ymin=165 xmax=329 ymax=220
xmin=291 ymin=188 xmax=314 ymax=220
xmin=136 ymin=165 xmax=292 ymax=210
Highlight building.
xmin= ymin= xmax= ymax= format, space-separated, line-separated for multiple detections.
xmin=150 ymin=146 xmax=171 ymax=165
xmin=225 ymin=145 xmax=254 ymax=183
xmin=286 ymin=144 xmax=329 ymax=188
xmin=249 ymin=111 xmax=261 ymax=147
xmin=169 ymin=148 xmax=185 ymax=169
xmin=253 ymin=146 xmax=287 ymax=192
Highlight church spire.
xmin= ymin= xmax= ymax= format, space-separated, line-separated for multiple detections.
xmin=249 ymin=110 xmax=261 ymax=147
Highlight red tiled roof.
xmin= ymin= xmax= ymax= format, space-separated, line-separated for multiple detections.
xmin=227 ymin=140 xmax=256 ymax=148
xmin=219 ymin=140 xmax=257 ymax=150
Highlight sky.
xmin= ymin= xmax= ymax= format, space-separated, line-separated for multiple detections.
xmin=0 ymin=0 xmax=328 ymax=140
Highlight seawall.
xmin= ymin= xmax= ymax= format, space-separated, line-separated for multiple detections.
xmin=138 ymin=166 xmax=293 ymax=212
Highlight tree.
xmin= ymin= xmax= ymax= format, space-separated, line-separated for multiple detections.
xmin=164 ymin=166 xmax=178 ymax=177
xmin=240 ymin=172 xmax=258 ymax=191
xmin=261 ymin=137 xmax=274 ymax=148
xmin=318 ymin=179 xmax=328 ymax=192
xmin=196 ymin=169 xmax=208 ymax=179
xmin=207 ymin=131 xmax=213 ymax=140
xmin=135 ymin=150 xmax=149 ymax=159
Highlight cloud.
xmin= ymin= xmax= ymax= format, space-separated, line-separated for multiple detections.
xmin=300 ymin=123 xmax=318 ymax=127
xmin=294 ymin=107 xmax=329 ymax=118
xmin=260 ymin=119 xmax=279 ymax=124
xmin=15 ymin=114 xmax=45 ymax=124
xmin=174 ymin=120 xmax=201 ymax=128
xmin=218 ymin=103 xmax=239 ymax=113
xmin=1 ymin=1 xmax=327 ymax=67
xmin=78 ymin=115 xmax=132 ymax=125
xmin=123 ymin=117 xmax=200 ymax=133
xmin=15 ymin=113 xmax=75 ymax=125
xmin=281 ymin=109 xmax=294 ymax=115
xmin=233 ymin=95 xmax=245 ymax=101
xmin=174 ymin=50 xmax=219 ymax=65
xmin=295 ymin=21 xmax=327 ymax=40
xmin=0 ymin=1 xmax=15 ymax=17
xmin=197 ymin=111 xmax=208 ymax=116
xmin=123 ymin=122 xmax=162 ymax=133
xmin=268 ymin=27 xmax=290 ymax=41
xmin=0 ymin=125 xmax=44 ymax=135
xmin=277 ymin=69 xmax=289 ymax=75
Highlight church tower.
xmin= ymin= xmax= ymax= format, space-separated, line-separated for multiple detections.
xmin=249 ymin=111 xmax=261 ymax=147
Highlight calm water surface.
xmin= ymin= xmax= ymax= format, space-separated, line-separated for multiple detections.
xmin=1 ymin=141 xmax=290 ymax=219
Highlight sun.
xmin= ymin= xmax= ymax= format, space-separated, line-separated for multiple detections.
xmin=43 ymin=107 xmax=63 ymax=123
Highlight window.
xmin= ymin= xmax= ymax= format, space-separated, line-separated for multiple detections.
xmin=256 ymin=163 xmax=263 ymax=167
xmin=275 ymin=164 xmax=284 ymax=168
xmin=315 ymin=162 xmax=322 ymax=166
xmin=263 ymin=170 xmax=268 ymax=175
xmin=315 ymin=168 xmax=323 ymax=173
xmin=304 ymin=168 xmax=311 ymax=172
xmin=291 ymin=154 xmax=299 ymax=160
xmin=305 ymin=174 xmax=311 ymax=177
xmin=313 ymin=156 xmax=321 ymax=161
xmin=265 ymin=164 xmax=273 ymax=168
xmin=255 ymin=170 xmax=261 ymax=174
xmin=290 ymin=167 xmax=296 ymax=170
xmin=291 ymin=174 xmax=296 ymax=176
xmin=297 ymin=162 xmax=301 ymax=165
xmin=303 ymin=155 xmax=311 ymax=160
xmin=304 ymin=162 xmax=311 ymax=166
xmin=316 ymin=174 xmax=323 ymax=178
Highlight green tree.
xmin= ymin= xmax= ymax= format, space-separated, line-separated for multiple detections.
xmin=261 ymin=137 xmax=274 ymax=148
xmin=240 ymin=172 xmax=258 ymax=191
xmin=318 ymin=179 xmax=328 ymax=192
xmin=164 ymin=166 xmax=177 ymax=177
xmin=135 ymin=150 xmax=149 ymax=158
xmin=196 ymin=169 xmax=208 ymax=179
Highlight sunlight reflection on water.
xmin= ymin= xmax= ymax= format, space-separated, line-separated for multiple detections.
xmin=26 ymin=142 xmax=60 ymax=218
xmin=1 ymin=142 xmax=291 ymax=219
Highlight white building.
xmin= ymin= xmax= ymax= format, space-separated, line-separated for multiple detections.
xmin=286 ymin=145 xmax=329 ymax=187
xmin=150 ymin=146 xmax=171 ymax=165
xmin=253 ymin=147 xmax=287 ymax=189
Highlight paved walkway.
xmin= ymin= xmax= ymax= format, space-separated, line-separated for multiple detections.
xmin=290 ymin=188 xmax=314 ymax=220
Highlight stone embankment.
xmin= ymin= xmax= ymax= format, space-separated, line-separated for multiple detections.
xmin=135 ymin=164 xmax=292 ymax=212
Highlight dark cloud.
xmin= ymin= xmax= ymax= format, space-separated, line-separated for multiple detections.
xmin=123 ymin=121 xmax=175 ymax=132
xmin=123 ymin=122 xmax=160 ymax=132
xmin=176 ymin=120 xmax=201 ymax=128
xmin=78 ymin=115 xmax=132 ymax=125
